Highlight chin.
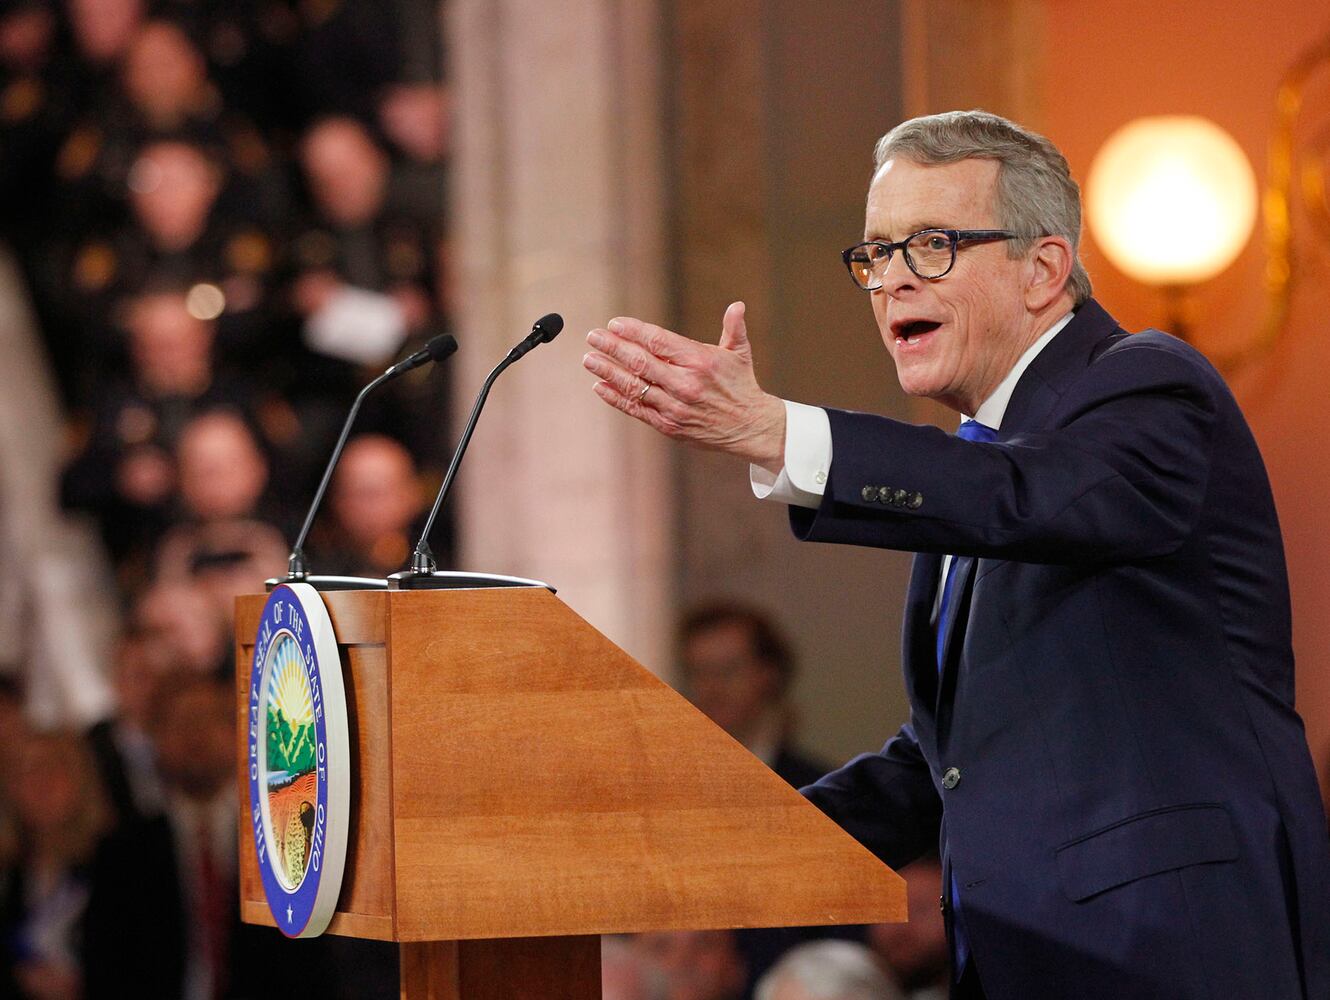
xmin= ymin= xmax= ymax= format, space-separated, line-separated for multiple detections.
xmin=894 ymin=367 xmax=940 ymax=400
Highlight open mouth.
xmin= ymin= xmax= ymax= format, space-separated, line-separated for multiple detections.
xmin=894 ymin=319 xmax=942 ymax=345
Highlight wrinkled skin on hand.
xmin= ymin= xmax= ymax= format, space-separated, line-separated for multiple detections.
xmin=582 ymin=301 xmax=787 ymax=472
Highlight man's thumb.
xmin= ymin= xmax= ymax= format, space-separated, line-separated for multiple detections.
xmin=718 ymin=301 xmax=751 ymax=360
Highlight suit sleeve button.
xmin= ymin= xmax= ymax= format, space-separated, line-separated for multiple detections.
xmin=861 ymin=485 xmax=877 ymax=502
xmin=942 ymin=767 xmax=961 ymax=790
xmin=910 ymin=492 xmax=924 ymax=509
xmin=876 ymin=485 xmax=893 ymax=503
xmin=891 ymin=488 xmax=909 ymax=506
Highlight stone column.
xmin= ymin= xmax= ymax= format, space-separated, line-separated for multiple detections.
xmin=447 ymin=0 xmax=674 ymax=670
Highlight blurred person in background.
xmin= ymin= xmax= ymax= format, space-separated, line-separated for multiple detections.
xmin=172 ymin=408 xmax=270 ymax=523
xmin=754 ymin=940 xmax=902 ymax=1000
xmin=48 ymin=0 xmax=146 ymax=217
xmin=120 ymin=17 xmax=280 ymax=219
xmin=679 ymin=604 xmax=861 ymax=996
xmin=54 ymin=16 xmax=279 ymax=223
xmin=131 ymin=580 xmax=230 ymax=679
xmin=82 ymin=670 xmax=317 ymax=1000
xmin=602 ymin=934 xmax=667 ymax=1000
xmin=291 ymin=114 xmax=448 ymax=467
xmin=54 ymin=135 xmax=279 ymax=373
xmin=377 ymin=80 xmax=449 ymax=166
xmin=634 ymin=930 xmax=746 ymax=1000
xmin=0 ymin=729 xmax=110 ymax=1000
xmin=84 ymin=629 xmax=168 ymax=827
xmin=312 ymin=432 xmax=423 ymax=577
xmin=867 ymin=860 xmax=948 ymax=1000
xmin=121 ymin=17 xmax=217 ymax=134
xmin=376 ymin=78 xmax=449 ymax=219
xmin=679 ymin=602 xmax=830 ymax=790
xmin=62 ymin=0 xmax=142 ymax=70
xmin=152 ymin=408 xmax=288 ymax=621
xmin=292 ymin=115 xmax=439 ymax=361
xmin=60 ymin=283 xmax=255 ymax=573
xmin=162 ymin=522 xmax=287 ymax=631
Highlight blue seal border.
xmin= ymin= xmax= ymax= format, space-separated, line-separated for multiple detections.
xmin=247 ymin=583 xmax=349 ymax=938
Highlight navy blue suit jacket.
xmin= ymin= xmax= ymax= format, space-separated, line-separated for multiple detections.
xmin=794 ymin=300 xmax=1330 ymax=999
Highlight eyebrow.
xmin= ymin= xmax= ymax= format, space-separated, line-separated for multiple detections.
xmin=863 ymin=222 xmax=950 ymax=242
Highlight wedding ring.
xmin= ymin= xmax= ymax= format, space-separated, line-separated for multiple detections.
xmin=638 ymin=381 xmax=654 ymax=402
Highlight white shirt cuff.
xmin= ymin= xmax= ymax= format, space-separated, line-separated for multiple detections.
xmin=749 ymin=400 xmax=832 ymax=510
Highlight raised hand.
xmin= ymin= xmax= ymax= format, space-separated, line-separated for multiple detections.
xmin=582 ymin=301 xmax=787 ymax=471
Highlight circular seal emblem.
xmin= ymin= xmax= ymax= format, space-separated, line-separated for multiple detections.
xmin=247 ymin=583 xmax=349 ymax=937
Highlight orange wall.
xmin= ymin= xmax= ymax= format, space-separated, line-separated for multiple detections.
xmin=1043 ymin=2 xmax=1330 ymax=793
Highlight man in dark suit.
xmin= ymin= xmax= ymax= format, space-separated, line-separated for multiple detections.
xmin=582 ymin=111 xmax=1330 ymax=999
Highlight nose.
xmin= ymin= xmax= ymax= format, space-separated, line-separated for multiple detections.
xmin=878 ymin=249 xmax=918 ymax=298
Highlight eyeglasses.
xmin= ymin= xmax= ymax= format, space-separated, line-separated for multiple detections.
xmin=841 ymin=228 xmax=1020 ymax=289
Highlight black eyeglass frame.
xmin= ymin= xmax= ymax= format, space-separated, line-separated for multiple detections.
xmin=841 ymin=228 xmax=1020 ymax=289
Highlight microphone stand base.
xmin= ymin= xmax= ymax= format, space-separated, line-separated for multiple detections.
xmin=386 ymin=570 xmax=554 ymax=593
xmin=264 ymin=575 xmax=389 ymax=592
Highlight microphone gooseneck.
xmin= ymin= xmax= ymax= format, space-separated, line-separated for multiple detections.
xmin=408 ymin=314 xmax=563 ymax=574
xmin=285 ymin=333 xmax=458 ymax=581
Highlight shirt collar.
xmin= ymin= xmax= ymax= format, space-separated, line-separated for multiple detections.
xmin=969 ymin=311 xmax=1074 ymax=430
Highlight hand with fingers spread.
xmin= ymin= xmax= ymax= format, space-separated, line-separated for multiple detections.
xmin=582 ymin=301 xmax=788 ymax=472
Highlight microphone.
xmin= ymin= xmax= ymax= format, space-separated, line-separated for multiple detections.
xmin=389 ymin=314 xmax=562 ymax=590
xmin=275 ymin=333 xmax=458 ymax=590
xmin=386 ymin=335 xmax=459 ymax=377
xmin=504 ymin=311 xmax=563 ymax=361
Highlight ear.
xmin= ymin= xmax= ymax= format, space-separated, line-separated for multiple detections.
xmin=1024 ymin=235 xmax=1075 ymax=311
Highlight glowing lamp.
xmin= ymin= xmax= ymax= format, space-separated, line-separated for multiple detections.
xmin=1086 ymin=116 xmax=1258 ymax=287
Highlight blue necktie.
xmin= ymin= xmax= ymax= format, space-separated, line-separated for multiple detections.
xmin=935 ymin=420 xmax=999 ymax=666
xmin=936 ymin=418 xmax=998 ymax=978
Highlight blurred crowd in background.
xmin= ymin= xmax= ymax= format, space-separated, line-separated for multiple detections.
xmin=0 ymin=2 xmax=947 ymax=999
xmin=0 ymin=0 xmax=450 ymax=996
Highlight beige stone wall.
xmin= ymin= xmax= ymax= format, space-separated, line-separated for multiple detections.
xmin=447 ymin=0 xmax=674 ymax=671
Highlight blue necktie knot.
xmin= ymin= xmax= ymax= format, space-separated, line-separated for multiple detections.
xmin=957 ymin=419 xmax=999 ymax=443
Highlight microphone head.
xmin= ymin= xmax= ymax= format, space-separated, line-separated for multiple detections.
xmin=533 ymin=313 xmax=564 ymax=344
xmin=427 ymin=334 xmax=459 ymax=362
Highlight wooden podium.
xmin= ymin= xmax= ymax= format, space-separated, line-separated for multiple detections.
xmin=235 ymin=587 xmax=905 ymax=998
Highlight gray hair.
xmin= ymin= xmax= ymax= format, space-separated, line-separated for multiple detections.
xmin=754 ymin=940 xmax=903 ymax=1000
xmin=874 ymin=110 xmax=1092 ymax=306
